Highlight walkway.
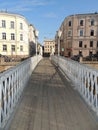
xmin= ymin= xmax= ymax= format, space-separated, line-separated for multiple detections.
xmin=7 ymin=58 xmax=98 ymax=130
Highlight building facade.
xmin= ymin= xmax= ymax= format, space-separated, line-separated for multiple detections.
xmin=0 ymin=12 xmax=29 ymax=58
xmin=44 ymin=39 xmax=55 ymax=56
xmin=56 ymin=13 xmax=98 ymax=57
xmin=29 ymin=24 xmax=36 ymax=56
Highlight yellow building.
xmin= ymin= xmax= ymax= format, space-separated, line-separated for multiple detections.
xmin=29 ymin=24 xmax=37 ymax=56
xmin=44 ymin=39 xmax=55 ymax=56
xmin=0 ymin=12 xmax=29 ymax=58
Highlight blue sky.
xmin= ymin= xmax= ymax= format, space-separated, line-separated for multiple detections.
xmin=0 ymin=0 xmax=98 ymax=44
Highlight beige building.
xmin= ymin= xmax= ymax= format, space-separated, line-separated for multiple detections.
xmin=56 ymin=13 xmax=98 ymax=57
xmin=0 ymin=11 xmax=29 ymax=58
xmin=44 ymin=39 xmax=55 ymax=56
xmin=29 ymin=24 xmax=36 ymax=56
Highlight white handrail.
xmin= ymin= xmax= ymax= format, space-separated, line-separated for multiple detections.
xmin=51 ymin=55 xmax=98 ymax=115
xmin=0 ymin=55 xmax=42 ymax=128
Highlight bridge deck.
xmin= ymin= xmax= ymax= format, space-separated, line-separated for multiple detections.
xmin=8 ymin=58 xmax=98 ymax=130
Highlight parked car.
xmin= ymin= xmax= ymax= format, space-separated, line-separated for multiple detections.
xmin=84 ymin=54 xmax=97 ymax=61
xmin=93 ymin=54 xmax=98 ymax=60
xmin=71 ymin=55 xmax=81 ymax=62
xmin=0 ymin=55 xmax=11 ymax=62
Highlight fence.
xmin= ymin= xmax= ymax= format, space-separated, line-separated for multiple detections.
xmin=51 ymin=55 xmax=98 ymax=115
xmin=0 ymin=55 xmax=42 ymax=128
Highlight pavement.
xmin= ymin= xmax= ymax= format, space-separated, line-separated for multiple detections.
xmin=6 ymin=58 xmax=98 ymax=130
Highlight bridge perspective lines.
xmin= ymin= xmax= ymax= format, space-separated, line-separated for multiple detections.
xmin=7 ymin=58 xmax=98 ymax=130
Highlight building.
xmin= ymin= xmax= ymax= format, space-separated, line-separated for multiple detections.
xmin=0 ymin=11 xmax=29 ymax=58
xmin=29 ymin=24 xmax=36 ymax=56
xmin=44 ymin=39 xmax=55 ymax=56
xmin=56 ymin=12 xmax=98 ymax=57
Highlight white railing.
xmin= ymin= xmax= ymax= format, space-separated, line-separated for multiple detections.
xmin=51 ymin=55 xmax=98 ymax=115
xmin=0 ymin=55 xmax=42 ymax=128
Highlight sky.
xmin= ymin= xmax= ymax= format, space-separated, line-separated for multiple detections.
xmin=0 ymin=0 xmax=98 ymax=45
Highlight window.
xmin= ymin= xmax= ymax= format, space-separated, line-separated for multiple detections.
xmin=79 ymin=41 xmax=83 ymax=47
xmin=2 ymin=20 xmax=6 ymax=28
xmin=84 ymin=45 xmax=87 ymax=48
xmin=68 ymin=30 xmax=72 ymax=37
xmin=20 ymin=34 xmax=23 ymax=41
xmin=90 ymin=41 xmax=93 ymax=47
xmin=79 ymin=50 xmax=82 ymax=55
xmin=96 ymin=51 xmax=98 ymax=55
xmin=69 ymin=21 xmax=72 ymax=26
xmin=2 ymin=33 xmax=6 ymax=39
xmin=11 ymin=45 xmax=15 ymax=52
xmin=11 ymin=33 xmax=15 ymax=40
xmin=10 ymin=21 xmax=14 ymax=28
xmin=90 ymin=30 xmax=94 ymax=36
xmin=89 ymin=51 xmax=92 ymax=55
xmin=3 ymin=45 xmax=7 ymax=51
xmin=80 ymin=30 xmax=83 ymax=36
xmin=97 ymin=41 xmax=98 ymax=47
xmin=20 ymin=45 xmax=23 ymax=51
xmin=20 ymin=23 xmax=23 ymax=29
xmin=91 ymin=19 xmax=94 ymax=26
xmin=80 ymin=20 xmax=84 ymax=26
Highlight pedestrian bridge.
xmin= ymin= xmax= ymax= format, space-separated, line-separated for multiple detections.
xmin=0 ymin=56 xmax=98 ymax=130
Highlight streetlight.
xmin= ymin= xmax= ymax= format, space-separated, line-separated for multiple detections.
xmin=35 ymin=30 xmax=39 ymax=56
xmin=57 ymin=30 xmax=62 ymax=56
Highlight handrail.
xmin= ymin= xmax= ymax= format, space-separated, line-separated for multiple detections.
xmin=0 ymin=55 xmax=42 ymax=128
xmin=51 ymin=55 xmax=98 ymax=115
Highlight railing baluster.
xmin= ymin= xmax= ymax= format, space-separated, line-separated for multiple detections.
xmin=51 ymin=55 xmax=98 ymax=115
xmin=0 ymin=55 xmax=42 ymax=128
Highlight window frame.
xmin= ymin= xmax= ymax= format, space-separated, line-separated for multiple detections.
xmin=2 ymin=32 xmax=6 ymax=40
xmin=20 ymin=34 xmax=23 ymax=41
xmin=3 ymin=45 xmax=7 ymax=51
xmin=20 ymin=23 xmax=23 ymax=30
xmin=90 ymin=30 xmax=94 ymax=36
xmin=91 ymin=19 xmax=94 ymax=26
xmin=10 ymin=21 xmax=14 ymax=29
xmin=68 ymin=30 xmax=72 ymax=37
xmin=80 ymin=19 xmax=84 ymax=26
xmin=20 ymin=45 xmax=23 ymax=51
xmin=68 ymin=21 xmax=72 ymax=26
xmin=11 ymin=33 xmax=15 ymax=40
xmin=79 ymin=41 xmax=83 ymax=47
xmin=90 ymin=41 xmax=93 ymax=47
xmin=97 ymin=41 xmax=98 ymax=48
xmin=2 ymin=20 xmax=6 ymax=28
xmin=11 ymin=45 xmax=15 ymax=52
xmin=79 ymin=29 xmax=83 ymax=36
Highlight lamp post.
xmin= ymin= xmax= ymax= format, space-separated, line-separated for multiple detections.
xmin=57 ymin=30 xmax=62 ymax=56
xmin=35 ymin=30 xmax=39 ymax=56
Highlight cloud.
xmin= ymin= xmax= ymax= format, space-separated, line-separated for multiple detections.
xmin=43 ymin=12 xmax=57 ymax=18
xmin=24 ymin=0 xmax=49 ymax=6
xmin=9 ymin=6 xmax=32 ymax=12
xmin=22 ymin=0 xmax=55 ymax=6
xmin=0 ymin=0 xmax=54 ymax=12
xmin=0 ymin=0 xmax=53 ymax=12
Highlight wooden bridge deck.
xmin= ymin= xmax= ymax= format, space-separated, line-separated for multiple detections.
xmin=7 ymin=58 xmax=98 ymax=130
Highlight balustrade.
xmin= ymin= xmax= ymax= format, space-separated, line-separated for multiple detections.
xmin=51 ymin=55 xmax=98 ymax=115
xmin=0 ymin=55 xmax=42 ymax=128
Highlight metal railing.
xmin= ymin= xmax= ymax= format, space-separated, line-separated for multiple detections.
xmin=0 ymin=55 xmax=42 ymax=128
xmin=51 ymin=55 xmax=98 ymax=115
